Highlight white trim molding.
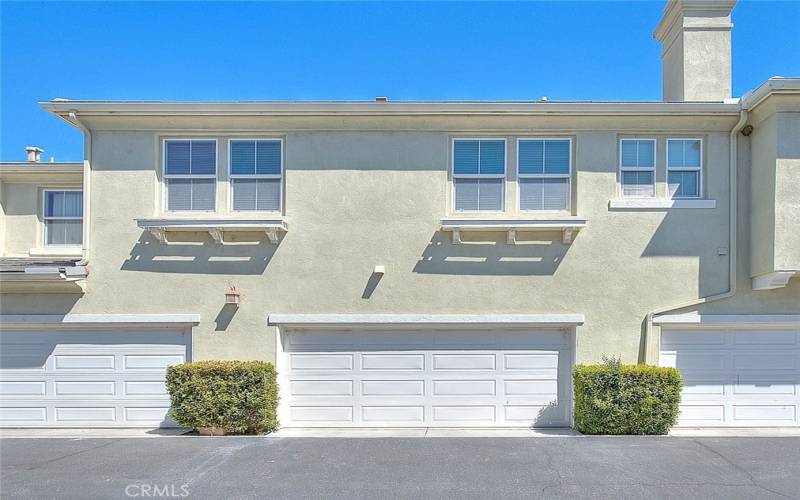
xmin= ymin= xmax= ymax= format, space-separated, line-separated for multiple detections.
xmin=136 ymin=218 xmax=287 ymax=244
xmin=268 ymin=313 xmax=585 ymax=328
xmin=440 ymin=217 xmax=586 ymax=244
xmin=751 ymin=271 xmax=797 ymax=291
xmin=0 ymin=314 xmax=201 ymax=329
xmin=609 ymin=199 xmax=716 ymax=209
xmin=653 ymin=313 xmax=800 ymax=329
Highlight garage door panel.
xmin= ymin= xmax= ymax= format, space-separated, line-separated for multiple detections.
xmin=432 ymin=379 xmax=496 ymax=396
xmin=662 ymin=327 xmax=799 ymax=427
xmin=290 ymin=353 xmax=353 ymax=370
xmin=733 ymin=353 xmax=796 ymax=370
xmin=282 ymin=328 xmax=572 ymax=428
xmin=0 ymin=329 xmax=189 ymax=428
xmin=291 ymin=406 xmax=353 ymax=422
xmin=733 ymin=331 xmax=797 ymax=345
xmin=432 ymin=405 xmax=495 ymax=422
xmin=0 ymin=407 xmax=47 ymax=423
xmin=0 ymin=381 xmax=47 ymax=396
xmin=732 ymin=405 xmax=796 ymax=423
xmin=362 ymin=406 xmax=424 ymax=423
xmin=432 ymin=354 xmax=495 ymax=371
xmin=662 ymin=330 xmax=726 ymax=346
xmin=362 ymin=353 xmax=424 ymax=370
xmin=361 ymin=380 xmax=424 ymax=396
xmin=123 ymin=380 xmax=169 ymax=396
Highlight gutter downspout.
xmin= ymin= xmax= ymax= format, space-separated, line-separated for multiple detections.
xmin=68 ymin=111 xmax=91 ymax=267
xmin=643 ymin=105 xmax=749 ymax=363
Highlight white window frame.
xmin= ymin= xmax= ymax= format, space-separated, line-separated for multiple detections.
xmin=42 ymin=188 xmax=83 ymax=247
xmin=666 ymin=138 xmax=703 ymax=199
xmin=162 ymin=138 xmax=218 ymax=213
xmin=619 ymin=138 xmax=657 ymax=198
xmin=516 ymin=137 xmax=573 ymax=213
xmin=451 ymin=138 xmax=507 ymax=213
xmin=227 ymin=138 xmax=285 ymax=213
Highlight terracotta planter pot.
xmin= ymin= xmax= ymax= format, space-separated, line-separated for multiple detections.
xmin=196 ymin=426 xmax=226 ymax=436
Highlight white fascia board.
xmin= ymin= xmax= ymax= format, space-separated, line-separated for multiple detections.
xmin=0 ymin=314 xmax=201 ymax=328
xmin=742 ymin=77 xmax=800 ymax=110
xmin=609 ymin=199 xmax=717 ymax=209
xmin=40 ymin=100 xmax=741 ymax=118
xmin=268 ymin=314 xmax=585 ymax=327
xmin=654 ymin=313 xmax=800 ymax=328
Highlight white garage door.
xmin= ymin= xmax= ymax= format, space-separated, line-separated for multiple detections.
xmin=281 ymin=328 xmax=573 ymax=428
xmin=661 ymin=328 xmax=800 ymax=427
xmin=0 ymin=328 xmax=190 ymax=428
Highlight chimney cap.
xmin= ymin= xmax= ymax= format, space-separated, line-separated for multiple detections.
xmin=25 ymin=146 xmax=44 ymax=162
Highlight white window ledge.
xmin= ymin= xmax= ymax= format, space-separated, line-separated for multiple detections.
xmin=440 ymin=217 xmax=587 ymax=244
xmin=136 ymin=218 xmax=287 ymax=244
xmin=29 ymin=247 xmax=83 ymax=258
xmin=268 ymin=313 xmax=584 ymax=328
xmin=609 ymin=199 xmax=716 ymax=209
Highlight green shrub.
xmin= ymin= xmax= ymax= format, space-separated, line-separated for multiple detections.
xmin=573 ymin=358 xmax=682 ymax=435
xmin=166 ymin=361 xmax=279 ymax=434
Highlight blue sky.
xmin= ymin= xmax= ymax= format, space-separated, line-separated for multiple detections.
xmin=1 ymin=1 xmax=798 ymax=161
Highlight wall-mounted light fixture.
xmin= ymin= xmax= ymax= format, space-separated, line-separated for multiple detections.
xmin=224 ymin=286 xmax=241 ymax=306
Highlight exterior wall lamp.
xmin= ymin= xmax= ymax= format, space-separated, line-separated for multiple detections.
xmin=224 ymin=286 xmax=241 ymax=306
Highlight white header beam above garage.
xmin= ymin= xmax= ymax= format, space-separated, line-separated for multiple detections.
xmin=654 ymin=314 xmax=800 ymax=328
xmin=0 ymin=314 xmax=201 ymax=329
xmin=268 ymin=314 xmax=584 ymax=328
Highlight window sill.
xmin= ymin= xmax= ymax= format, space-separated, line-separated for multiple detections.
xmin=136 ymin=218 xmax=287 ymax=244
xmin=28 ymin=247 xmax=83 ymax=258
xmin=608 ymin=199 xmax=716 ymax=209
xmin=440 ymin=217 xmax=587 ymax=244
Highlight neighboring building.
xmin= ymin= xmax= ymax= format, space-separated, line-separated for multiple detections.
xmin=0 ymin=0 xmax=798 ymax=429
xmin=0 ymin=148 xmax=87 ymax=293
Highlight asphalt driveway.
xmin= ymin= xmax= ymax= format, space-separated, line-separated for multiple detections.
xmin=1 ymin=436 xmax=799 ymax=500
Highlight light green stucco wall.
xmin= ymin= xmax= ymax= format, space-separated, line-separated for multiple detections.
xmin=1 ymin=112 xmax=797 ymax=365
xmin=748 ymin=110 xmax=800 ymax=277
xmin=1 ymin=183 xmax=41 ymax=256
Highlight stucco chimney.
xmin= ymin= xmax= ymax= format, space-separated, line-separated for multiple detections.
xmin=25 ymin=146 xmax=44 ymax=162
xmin=654 ymin=0 xmax=735 ymax=102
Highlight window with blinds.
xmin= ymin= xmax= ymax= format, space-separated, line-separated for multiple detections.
xmin=452 ymin=139 xmax=505 ymax=211
xmin=229 ymin=139 xmax=283 ymax=212
xmin=164 ymin=139 xmax=217 ymax=211
xmin=667 ymin=139 xmax=702 ymax=198
xmin=43 ymin=190 xmax=83 ymax=245
xmin=620 ymin=139 xmax=656 ymax=197
xmin=517 ymin=139 xmax=571 ymax=211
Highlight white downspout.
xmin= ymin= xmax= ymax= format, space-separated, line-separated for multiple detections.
xmin=68 ymin=111 xmax=91 ymax=267
xmin=643 ymin=105 xmax=749 ymax=363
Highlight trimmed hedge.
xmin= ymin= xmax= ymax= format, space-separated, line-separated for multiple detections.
xmin=166 ymin=361 xmax=279 ymax=434
xmin=573 ymin=359 xmax=682 ymax=435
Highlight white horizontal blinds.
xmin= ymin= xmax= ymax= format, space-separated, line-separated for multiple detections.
xmin=518 ymin=139 xmax=571 ymax=211
xmin=44 ymin=190 xmax=83 ymax=245
xmin=230 ymin=140 xmax=282 ymax=211
xmin=667 ymin=139 xmax=702 ymax=198
xmin=620 ymin=139 xmax=655 ymax=197
xmin=453 ymin=139 xmax=505 ymax=211
xmin=164 ymin=140 xmax=216 ymax=211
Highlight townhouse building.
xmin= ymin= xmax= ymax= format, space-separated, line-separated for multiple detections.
xmin=1 ymin=0 xmax=798 ymax=429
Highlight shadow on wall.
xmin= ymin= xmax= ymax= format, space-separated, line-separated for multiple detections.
xmin=413 ymin=231 xmax=570 ymax=276
xmin=121 ymin=231 xmax=279 ymax=275
xmin=638 ymin=208 xmax=727 ymax=297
